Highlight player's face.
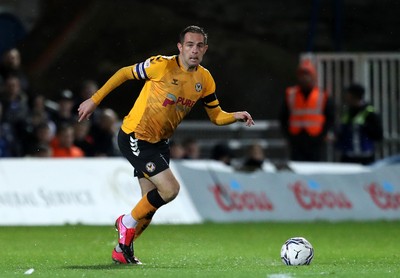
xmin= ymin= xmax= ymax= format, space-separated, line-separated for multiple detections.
xmin=177 ymin=32 xmax=208 ymax=71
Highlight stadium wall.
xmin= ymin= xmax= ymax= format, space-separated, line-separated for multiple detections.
xmin=0 ymin=159 xmax=399 ymax=226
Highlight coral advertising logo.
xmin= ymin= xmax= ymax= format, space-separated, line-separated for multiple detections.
xmin=209 ymin=179 xmax=273 ymax=212
xmin=366 ymin=182 xmax=400 ymax=210
xmin=290 ymin=180 xmax=352 ymax=210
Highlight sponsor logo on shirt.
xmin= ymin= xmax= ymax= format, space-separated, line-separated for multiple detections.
xmin=162 ymin=93 xmax=196 ymax=112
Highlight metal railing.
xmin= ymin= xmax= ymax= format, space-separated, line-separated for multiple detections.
xmin=302 ymin=52 xmax=400 ymax=160
xmin=172 ymin=120 xmax=287 ymax=160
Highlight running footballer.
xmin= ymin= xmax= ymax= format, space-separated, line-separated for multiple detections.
xmin=78 ymin=25 xmax=254 ymax=264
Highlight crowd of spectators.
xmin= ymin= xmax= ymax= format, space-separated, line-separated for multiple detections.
xmin=0 ymin=47 xmax=266 ymax=171
xmin=0 ymin=48 xmax=120 ymax=158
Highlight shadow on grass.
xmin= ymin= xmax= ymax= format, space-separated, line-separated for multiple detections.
xmin=64 ymin=264 xmax=143 ymax=270
xmin=64 ymin=264 xmax=196 ymax=270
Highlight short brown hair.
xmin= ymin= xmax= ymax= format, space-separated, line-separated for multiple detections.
xmin=179 ymin=25 xmax=208 ymax=45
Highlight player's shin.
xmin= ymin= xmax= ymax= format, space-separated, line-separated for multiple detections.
xmin=131 ymin=188 xmax=166 ymax=223
xmin=134 ymin=212 xmax=154 ymax=240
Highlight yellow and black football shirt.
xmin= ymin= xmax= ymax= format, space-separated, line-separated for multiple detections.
xmin=91 ymin=55 xmax=235 ymax=143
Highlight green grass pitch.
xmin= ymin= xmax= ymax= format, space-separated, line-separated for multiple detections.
xmin=1 ymin=221 xmax=399 ymax=277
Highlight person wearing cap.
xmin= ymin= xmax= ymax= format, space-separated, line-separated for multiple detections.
xmin=279 ymin=59 xmax=334 ymax=161
xmin=51 ymin=89 xmax=76 ymax=129
xmin=335 ymin=83 xmax=383 ymax=165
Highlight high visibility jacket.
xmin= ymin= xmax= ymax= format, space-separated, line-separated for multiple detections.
xmin=286 ymin=86 xmax=327 ymax=136
xmin=339 ymin=105 xmax=375 ymax=157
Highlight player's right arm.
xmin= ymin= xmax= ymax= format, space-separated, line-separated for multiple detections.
xmin=78 ymin=56 xmax=165 ymax=122
xmin=91 ymin=66 xmax=135 ymax=105
xmin=77 ymin=66 xmax=135 ymax=122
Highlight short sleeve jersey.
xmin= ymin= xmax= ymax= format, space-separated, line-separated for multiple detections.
xmin=122 ymin=55 xmax=216 ymax=143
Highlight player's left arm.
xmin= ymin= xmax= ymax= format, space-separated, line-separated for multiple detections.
xmin=203 ymin=92 xmax=254 ymax=127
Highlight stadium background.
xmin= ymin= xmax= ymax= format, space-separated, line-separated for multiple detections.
xmin=3 ymin=0 xmax=400 ymax=121
xmin=1 ymin=2 xmax=400 ymax=276
xmin=1 ymin=0 xmax=399 ymax=225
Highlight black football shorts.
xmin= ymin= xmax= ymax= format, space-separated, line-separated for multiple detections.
xmin=118 ymin=129 xmax=170 ymax=178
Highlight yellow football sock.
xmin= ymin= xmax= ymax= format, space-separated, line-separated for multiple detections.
xmin=131 ymin=193 xmax=157 ymax=221
xmin=131 ymin=189 xmax=166 ymax=240
xmin=134 ymin=217 xmax=153 ymax=240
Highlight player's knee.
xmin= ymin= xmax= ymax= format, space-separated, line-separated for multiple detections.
xmin=160 ymin=182 xmax=180 ymax=202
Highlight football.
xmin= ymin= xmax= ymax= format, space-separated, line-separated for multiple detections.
xmin=280 ymin=237 xmax=314 ymax=266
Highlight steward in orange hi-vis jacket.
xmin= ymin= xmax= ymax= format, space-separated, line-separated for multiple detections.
xmin=279 ymin=59 xmax=334 ymax=162
xmin=285 ymin=85 xmax=328 ymax=137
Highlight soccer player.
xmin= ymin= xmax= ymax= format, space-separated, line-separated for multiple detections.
xmin=77 ymin=25 xmax=254 ymax=264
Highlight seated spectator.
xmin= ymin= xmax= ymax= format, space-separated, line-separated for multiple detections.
xmin=22 ymin=94 xmax=56 ymax=155
xmin=50 ymin=89 xmax=76 ymax=129
xmin=89 ymin=108 xmax=119 ymax=156
xmin=73 ymin=79 xmax=99 ymax=113
xmin=240 ymin=142 xmax=265 ymax=172
xmin=51 ymin=123 xmax=84 ymax=158
xmin=26 ymin=143 xmax=52 ymax=157
xmin=0 ymin=102 xmax=17 ymax=157
xmin=26 ymin=121 xmax=55 ymax=155
xmin=28 ymin=93 xmax=53 ymax=123
xmin=0 ymin=124 xmax=12 ymax=157
xmin=0 ymin=74 xmax=29 ymax=156
xmin=0 ymin=74 xmax=29 ymax=124
xmin=74 ymin=120 xmax=95 ymax=157
xmin=183 ymin=137 xmax=201 ymax=159
xmin=211 ymin=142 xmax=234 ymax=165
xmin=0 ymin=48 xmax=29 ymax=92
xmin=169 ymin=140 xmax=185 ymax=159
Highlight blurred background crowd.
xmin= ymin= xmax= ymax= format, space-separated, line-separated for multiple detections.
xmin=0 ymin=46 xmax=267 ymax=172
xmin=0 ymin=48 xmax=120 ymax=158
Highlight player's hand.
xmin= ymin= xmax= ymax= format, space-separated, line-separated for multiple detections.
xmin=77 ymin=98 xmax=97 ymax=122
xmin=234 ymin=111 xmax=255 ymax=127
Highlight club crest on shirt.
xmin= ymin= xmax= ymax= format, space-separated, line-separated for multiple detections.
xmin=146 ymin=162 xmax=156 ymax=173
xmin=195 ymin=82 xmax=202 ymax=92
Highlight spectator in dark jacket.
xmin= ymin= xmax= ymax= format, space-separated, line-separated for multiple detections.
xmin=336 ymin=84 xmax=383 ymax=165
